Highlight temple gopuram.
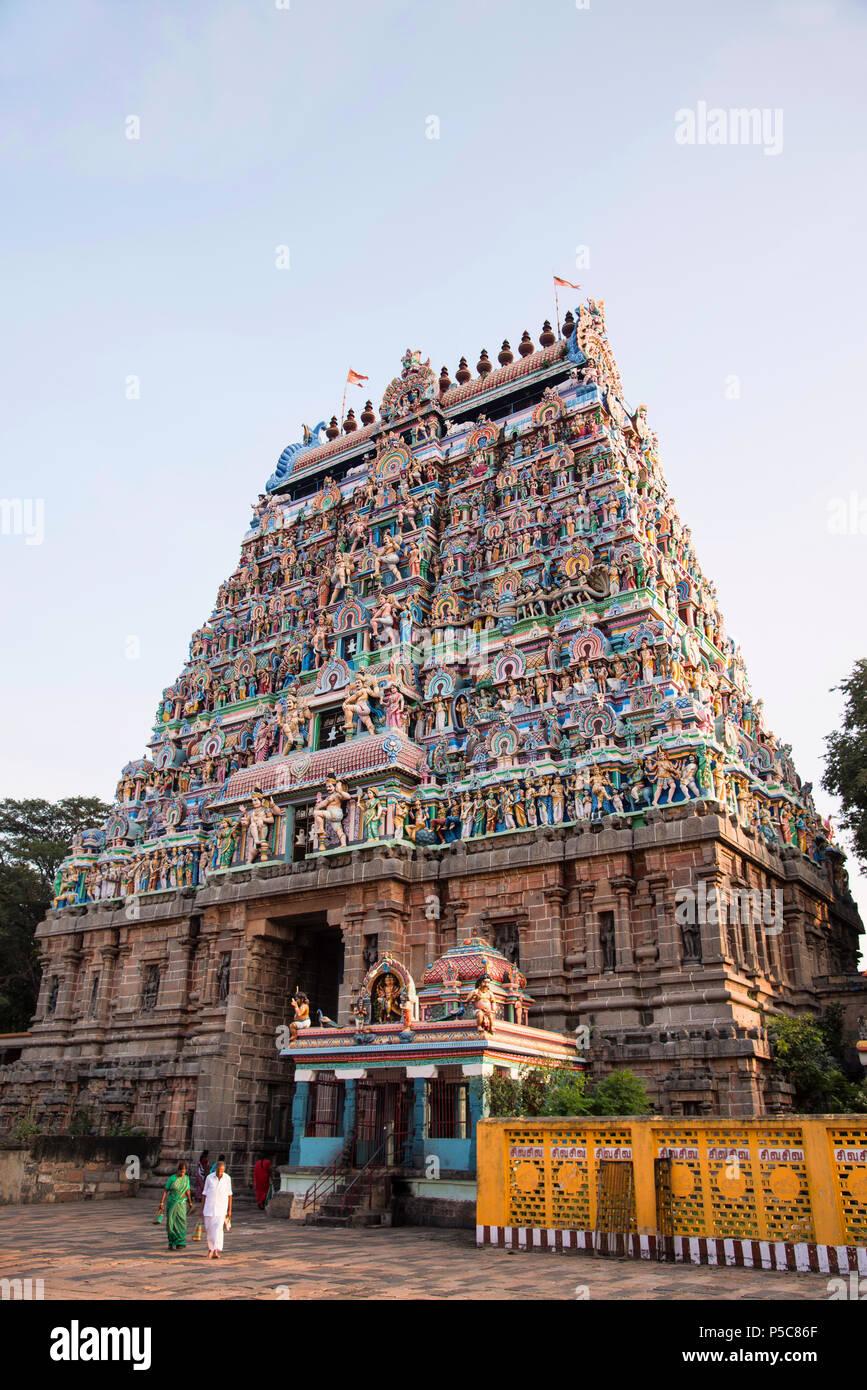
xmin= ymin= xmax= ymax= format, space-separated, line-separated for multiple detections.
xmin=2 ymin=300 xmax=864 ymax=1170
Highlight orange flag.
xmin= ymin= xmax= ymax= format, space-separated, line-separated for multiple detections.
xmin=346 ymin=368 xmax=368 ymax=386
xmin=553 ymin=275 xmax=581 ymax=289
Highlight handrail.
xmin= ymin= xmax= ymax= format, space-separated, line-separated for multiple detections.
xmin=341 ymin=1132 xmax=391 ymax=1213
xmin=302 ymin=1140 xmax=352 ymax=1210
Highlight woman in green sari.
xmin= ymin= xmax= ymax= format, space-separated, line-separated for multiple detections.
xmin=157 ymin=1160 xmax=194 ymax=1250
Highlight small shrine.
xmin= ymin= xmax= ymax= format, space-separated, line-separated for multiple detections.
xmin=276 ymin=937 xmax=583 ymax=1225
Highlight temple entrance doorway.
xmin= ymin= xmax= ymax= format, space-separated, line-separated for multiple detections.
xmin=273 ymin=911 xmax=344 ymax=1024
xmin=353 ymin=1075 xmax=414 ymax=1167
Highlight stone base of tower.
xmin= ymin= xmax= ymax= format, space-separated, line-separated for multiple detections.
xmin=586 ymin=1025 xmax=796 ymax=1117
xmin=1 ymin=806 xmax=863 ymax=1177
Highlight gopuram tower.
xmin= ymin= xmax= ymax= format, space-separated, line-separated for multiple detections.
xmin=2 ymin=301 xmax=864 ymax=1164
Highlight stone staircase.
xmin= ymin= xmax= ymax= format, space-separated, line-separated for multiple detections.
xmin=305 ymin=1172 xmax=392 ymax=1228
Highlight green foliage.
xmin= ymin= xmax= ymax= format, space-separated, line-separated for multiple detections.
xmin=817 ymin=1002 xmax=845 ymax=1057
xmin=11 ymin=1112 xmax=42 ymax=1141
xmin=823 ymin=657 xmax=867 ymax=867
xmin=69 ymin=1105 xmax=96 ymax=1137
xmin=0 ymin=796 xmax=111 ymax=1032
xmin=484 ymin=1064 xmax=651 ymax=1118
xmin=541 ymin=1068 xmax=592 ymax=1117
xmin=0 ymin=862 xmax=45 ymax=1033
xmin=766 ymin=1009 xmax=867 ymax=1113
xmin=586 ymin=1069 xmax=653 ymax=1116
xmin=0 ymin=796 xmax=112 ymax=888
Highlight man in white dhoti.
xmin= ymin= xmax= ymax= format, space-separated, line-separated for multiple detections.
xmin=200 ymin=1158 xmax=233 ymax=1260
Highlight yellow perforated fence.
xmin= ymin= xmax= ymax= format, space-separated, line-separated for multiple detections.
xmin=476 ymin=1116 xmax=867 ymax=1247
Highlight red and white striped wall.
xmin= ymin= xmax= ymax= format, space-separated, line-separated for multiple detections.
xmin=476 ymin=1225 xmax=867 ymax=1274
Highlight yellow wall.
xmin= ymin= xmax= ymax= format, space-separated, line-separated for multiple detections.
xmin=477 ymin=1116 xmax=867 ymax=1246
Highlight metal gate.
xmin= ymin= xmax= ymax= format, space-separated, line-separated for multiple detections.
xmin=353 ymin=1080 xmax=413 ymax=1167
xmin=593 ymin=1160 xmax=635 ymax=1255
xmin=654 ymin=1156 xmax=675 ymax=1262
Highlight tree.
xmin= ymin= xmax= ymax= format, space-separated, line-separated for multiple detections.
xmin=0 ymin=863 xmax=45 ymax=1033
xmin=0 ymin=797 xmax=111 ymax=889
xmin=823 ymin=658 xmax=867 ymax=867
xmin=0 ymin=796 xmax=111 ymax=1032
xmin=766 ymin=1009 xmax=867 ymax=1113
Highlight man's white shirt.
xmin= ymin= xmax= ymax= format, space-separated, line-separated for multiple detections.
xmin=202 ymin=1172 xmax=232 ymax=1218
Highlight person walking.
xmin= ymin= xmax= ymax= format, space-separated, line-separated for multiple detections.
xmin=194 ymin=1150 xmax=210 ymax=1203
xmin=156 ymin=1160 xmax=195 ymax=1251
xmin=253 ymin=1156 xmax=272 ymax=1210
xmin=200 ymin=1157 xmax=232 ymax=1260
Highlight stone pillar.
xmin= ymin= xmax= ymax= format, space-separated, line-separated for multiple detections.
xmin=374 ymin=904 xmax=411 ymax=962
xmin=411 ymin=1077 xmax=427 ymax=1169
xmin=610 ymin=876 xmax=636 ymax=970
xmin=282 ymin=805 xmax=295 ymax=861
xmin=541 ymin=885 xmax=567 ymax=976
xmin=406 ymin=1066 xmax=437 ymax=1166
xmin=696 ymin=869 xmax=727 ymax=964
xmin=56 ymin=938 xmax=84 ymax=1028
xmin=97 ymin=941 xmax=120 ymax=1027
xmin=463 ymin=1066 xmax=491 ymax=1170
xmin=567 ymin=883 xmax=596 ymax=979
xmin=288 ymin=1077 xmax=310 ymax=1165
xmin=781 ymin=901 xmax=811 ymax=989
xmin=338 ymin=904 xmax=367 ymax=1021
xmin=343 ymin=1078 xmax=358 ymax=1150
xmin=443 ymin=897 xmax=467 ymax=953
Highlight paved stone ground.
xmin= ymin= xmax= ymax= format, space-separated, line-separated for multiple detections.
xmin=0 ymin=1195 xmax=836 ymax=1300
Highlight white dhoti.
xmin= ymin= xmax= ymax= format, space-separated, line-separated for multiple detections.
xmin=202 ymin=1171 xmax=232 ymax=1253
xmin=205 ymin=1215 xmax=225 ymax=1252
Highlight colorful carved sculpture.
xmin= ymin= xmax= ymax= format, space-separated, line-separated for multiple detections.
xmin=59 ymin=303 xmax=849 ymax=904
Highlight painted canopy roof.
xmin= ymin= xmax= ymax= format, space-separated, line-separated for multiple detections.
xmin=421 ymin=936 xmax=526 ymax=989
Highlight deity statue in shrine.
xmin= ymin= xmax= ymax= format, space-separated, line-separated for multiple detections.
xmin=382 ymin=680 xmax=407 ymax=732
xmin=600 ymin=916 xmax=616 ymax=971
xmin=253 ymin=715 xmax=277 ymax=764
xmin=329 ymin=551 xmax=354 ymax=604
xmin=375 ymin=532 xmax=403 ymax=585
xmin=679 ymin=757 xmax=702 ymax=800
xmin=276 ymin=692 xmax=311 ymax=750
xmin=372 ymin=972 xmax=402 ymax=1023
xmin=310 ymin=776 xmax=351 ymax=851
xmin=370 ymin=590 xmax=399 ymax=647
xmin=240 ymin=791 xmax=278 ymax=863
xmin=360 ymin=786 xmax=384 ymax=841
xmin=468 ymin=975 xmax=496 ymax=1033
xmin=650 ymin=750 xmax=678 ymax=806
xmin=216 ymin=816 xmax=241 ymax=869
xmin=342 ymin=670 xmax=381 ymax=737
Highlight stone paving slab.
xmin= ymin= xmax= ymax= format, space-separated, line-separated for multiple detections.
xmin=0 ymin=1196 xmax=836 ymax=1300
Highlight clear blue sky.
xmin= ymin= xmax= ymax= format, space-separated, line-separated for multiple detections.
xmin=2 ymin=0 xmax=865 ymax=935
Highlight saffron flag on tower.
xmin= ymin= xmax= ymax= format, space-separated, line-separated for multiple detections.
xmin=346 ymin=368 xmax=368 ymax=386
xmin=553 ymin=275 xmax=581 ymax=289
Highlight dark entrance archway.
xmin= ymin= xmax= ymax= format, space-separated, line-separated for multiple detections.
xmin=270 ymin=910 xmax=344 ymax=1025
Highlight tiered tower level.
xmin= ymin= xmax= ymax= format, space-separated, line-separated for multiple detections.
xmin=6 ymin=302 xmax=864 ymax=1156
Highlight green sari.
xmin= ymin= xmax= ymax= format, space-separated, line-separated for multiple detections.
xmin=164 ymin=1173 xmax=191 ymax=1249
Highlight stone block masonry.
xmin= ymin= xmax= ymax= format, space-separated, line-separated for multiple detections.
xmin=0 ymin=799 xmax=862 ymax=1176
xmin=0 ymin=1136 xmax=159 ymax=1205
